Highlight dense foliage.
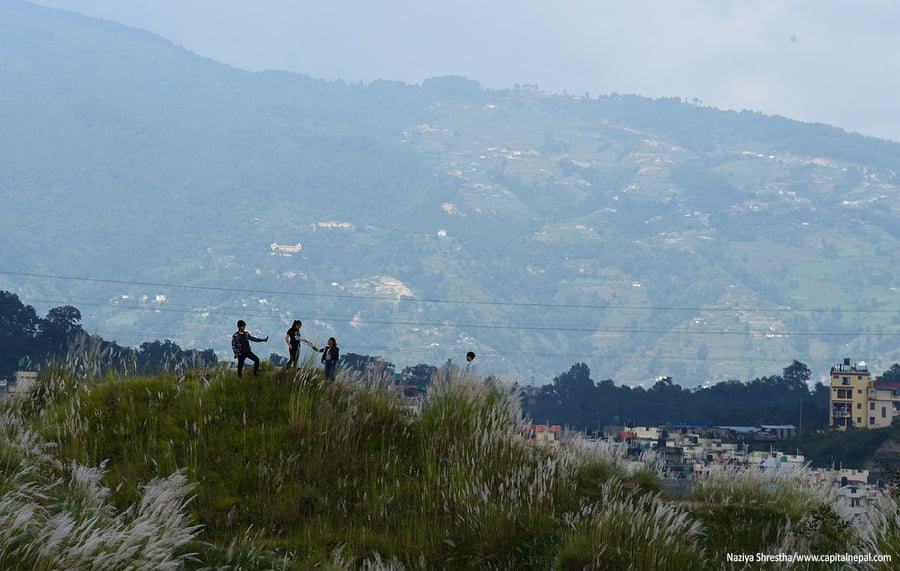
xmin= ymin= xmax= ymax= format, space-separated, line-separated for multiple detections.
xmin=527 ymin=360 xmax=832 ymax=430
xmin=0 ymin=291 xmax=216 ymax=380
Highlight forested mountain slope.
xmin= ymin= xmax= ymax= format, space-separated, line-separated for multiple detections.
xmin=3 ymin=0 xmax=900 ymax=386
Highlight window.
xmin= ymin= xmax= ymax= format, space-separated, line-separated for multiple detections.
xmin=871 ymin=417 xmax=876 ymax=425
xmin=883 ymin=407 xmax=887 ymax=418
xmin=842 ymin=377 xmax=851 ymax=385
xmin=871 ymin=402 xmax=875 ymax=410
xmin=857 ymin=417 xmax=862 ymax=425
xmin=857 ymin=403 xmax=862 ymax=409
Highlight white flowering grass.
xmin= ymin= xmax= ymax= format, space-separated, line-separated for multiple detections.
xmin=691 ymin=462 xmax=831 ymax=510
xmin=686 ymin=461 xmax=877 ymax=565
xmin=0 ymin=412 xmax=201 ymax=570
xmin=855 ymin=491 xmax=900 ymax=569
xmin=11 ymin=356 xmax=887 ymax=568
xmin=558 ymin=477 xmax=706 ymax=570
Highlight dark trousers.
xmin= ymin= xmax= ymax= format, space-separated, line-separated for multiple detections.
xmin=237 ymin=351 xmax=260 ymax=377
xmin=286 ymin=346 xmax=300 ymax=368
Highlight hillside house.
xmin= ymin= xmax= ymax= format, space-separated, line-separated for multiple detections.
xmin=270 ymin=242 xmax=302 ymax=256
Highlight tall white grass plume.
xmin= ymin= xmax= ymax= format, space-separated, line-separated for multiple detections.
xmin=559 ymin=477 xmax=705 ymax=569
xmin=0 ymin=397 xmax=202 ymax=569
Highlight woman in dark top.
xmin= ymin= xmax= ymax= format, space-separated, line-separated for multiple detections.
xmin=317 ymin=337 xmax=339 ymax=381
xmin=284 ymin=320 xmax=307 ymax=369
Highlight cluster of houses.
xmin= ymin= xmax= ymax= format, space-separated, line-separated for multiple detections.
xmin=510 ymin=355 xmax=900 ymax=519
xmin=515 ymin=418 xmax=884 ymax=517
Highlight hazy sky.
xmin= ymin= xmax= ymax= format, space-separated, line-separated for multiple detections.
xmin=31 ymin=0 xmax=900 ymax=142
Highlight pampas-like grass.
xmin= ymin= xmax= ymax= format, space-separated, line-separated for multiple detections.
xmin=4 ymin=359 xmax=899 ymax=568
xmin=0 ymin=456 xmax=200 ymax=569
xmin=558 ymin=477 xmax=706 ymax=570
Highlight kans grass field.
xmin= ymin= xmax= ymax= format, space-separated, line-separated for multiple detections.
xmin=1 ymin=340 xmax=898 ymax=569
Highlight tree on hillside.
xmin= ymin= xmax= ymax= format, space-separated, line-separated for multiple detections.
xmin=552 ymin=362 xmax=596 ymax=403
xmin=0 ymin=290 xmax=218 ymax=378
xmin=136 ymin=339 xmax=217 ymax=374
xmin=268 ymin=353 xmax=287 ymax=367
xmin=39 ymin=305 xmax=83 ymax=352
xmin=645 ymin=376 xmax=688 ymax=425
xmin=400 ymin=364 xmax=437 ymax=387
xmin=342 ymin=353 xmax=396 ymax=380
xmin=0 ymin=291 xmax=39 ymax=336
xmin=875 ymin=364 xmax=900 ymax=383
xmin=528 ymin=363 xmax=599 ymax=430
xmin=783 ymin=360 xmax=812 ymax=388
xmin=44 ymin=305 xmax=82 ymax=335
xmin=522 ymin=361 xmax=831 ymax=431
xmin=0 ymin=291 xmax=40 ymax=377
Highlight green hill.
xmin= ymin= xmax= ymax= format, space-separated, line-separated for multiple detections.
xmin=4 ymin=0 xmax=900 ymax=386
xmin=1 ymin=355 xmax=899 ymax=568
xmin=788 ymin=422 xmax=900 ymax=472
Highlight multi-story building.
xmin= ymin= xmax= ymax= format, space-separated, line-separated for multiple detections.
xmin=830 ymin=358 xmax=869 ymax=430
xmin=866 ymin=386 xmax=894 ymax=428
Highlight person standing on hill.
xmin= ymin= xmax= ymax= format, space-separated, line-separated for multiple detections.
xmin=313 ymin=337 xmax=339 ymax=381
xmin=465 ymin=351 xmax=476 ymax=375
xmin=232 ymin=319 xmax=268 ymax=377
xmin=284 ymin=319 xmax=308 ymax=369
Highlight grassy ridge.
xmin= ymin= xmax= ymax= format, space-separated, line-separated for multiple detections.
xmin=2 ymin=357 xmax=900 ymax=568
xmin=786 ymin=423 xmax=900 ymax=470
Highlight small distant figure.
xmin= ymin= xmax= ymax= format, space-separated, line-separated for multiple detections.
xmin=314 ymin=337 xmax=340 ymax=381
xmin=284 ymin=319 xmax=308 ymax=369
xmin=465 ymin=351 xmax=476 ymax=375
xmin=232 ymin=319 xmax=268 ymax=377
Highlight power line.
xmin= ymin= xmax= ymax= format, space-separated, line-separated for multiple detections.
xmin=21 ymin=294 xmax=900 ymax=340
xmin=4 ymin=269 xmax=900 ymax=314
xmin=6 ymin=271 xmax=900 ymax=370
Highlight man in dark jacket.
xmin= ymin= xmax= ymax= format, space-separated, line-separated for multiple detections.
xmin=232 ymin=319 xmax=268 ymax=377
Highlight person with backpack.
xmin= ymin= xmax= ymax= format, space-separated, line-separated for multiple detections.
xmin=284 ymin=319 xmax=308 ymax=369
xmin=232 ymin=319 xmax=268 ymax=377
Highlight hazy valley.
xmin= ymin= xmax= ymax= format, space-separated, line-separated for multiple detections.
xmin=3 ymin=1 xmax=900 ymax=387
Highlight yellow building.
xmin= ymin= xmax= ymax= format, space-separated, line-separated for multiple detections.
xmin=830 ymin=358 xmax=869 ymax=430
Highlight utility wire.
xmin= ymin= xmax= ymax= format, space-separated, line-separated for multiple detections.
xmin=6 ymin=271 xmax=897 ymax=368
xmin=21 ymin=294 xmax=900 ymax=339
xmin=3 ymin=269 xmax=899 ymax=314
